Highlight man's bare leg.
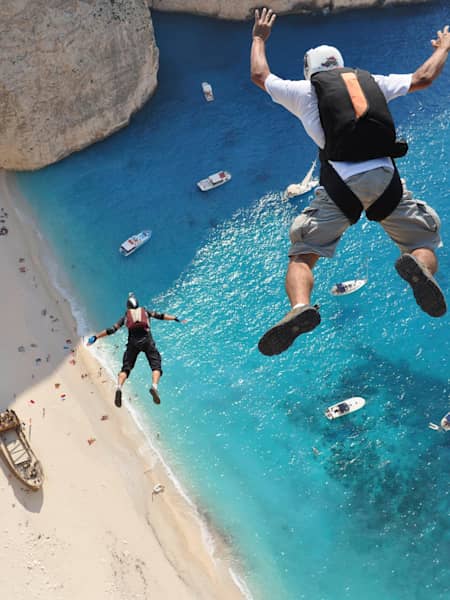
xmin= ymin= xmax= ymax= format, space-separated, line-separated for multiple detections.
xmin=118 ymin=371 xmax=128 ymax=387
xmin=411 ymin=247 xmax=437 ymax=273
xmin=150 ymin=369 xmax=161 ymax=404
xmin=258 ymin=253 xmax=321 ymax=356
xmin=285 ymin=253 xmax=320 ymax=307
xmin=115 ymin=371 xmax=128 ymax=407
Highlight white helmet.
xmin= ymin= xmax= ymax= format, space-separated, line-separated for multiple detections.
xmin=303 ymin=45 xmax=344 ymax=80
xmin=127 ymin=292 xmax=139 ymax=309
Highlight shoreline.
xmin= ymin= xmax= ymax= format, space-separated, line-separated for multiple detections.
xmin=0 ymin=170 xmax=250 ymax=599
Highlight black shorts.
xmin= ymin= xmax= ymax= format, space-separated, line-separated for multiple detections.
xmin=120 ymin=337 xmax=162 ymax=377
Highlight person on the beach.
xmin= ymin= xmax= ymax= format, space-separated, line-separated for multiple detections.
xmin=87 ymin=293 xmax=185 ymax=407
xmin=250 ymin=8 xmax=450 ymax=356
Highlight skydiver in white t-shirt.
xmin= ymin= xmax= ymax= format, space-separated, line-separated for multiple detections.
xmin=250 ymin=8 xmax=450 ymax=356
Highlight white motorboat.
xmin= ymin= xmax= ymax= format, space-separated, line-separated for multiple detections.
xmin=429 ymin=412 xmax=450 ymax=431
xmin=440 ymin=413 xmax=450 ymax=430
xmin=119 ymin=230 xmax=152 ymax=257
xmin=325 ymin=397 xmax=366 ymax=420
xmin=330 ymin=278 xmax=367 ymax=296
xmin=284 ymin=160 xmax=319 ymax=199
xmin=202 ymin=81 xmax=214 ymax=102
xmin=197 ymin=170 xmax=231 ymax=192
xmin=330 ymin=263 xmax=369 ymax=296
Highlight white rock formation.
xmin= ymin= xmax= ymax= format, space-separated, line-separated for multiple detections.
xmin=148 ymin=0 xmax=427 ymax=20
xmin=0 ymin=0 xmax=158 ymax=171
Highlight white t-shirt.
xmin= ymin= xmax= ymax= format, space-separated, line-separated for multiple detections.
xmin=265 ymin=71 xmax=412 ymax=181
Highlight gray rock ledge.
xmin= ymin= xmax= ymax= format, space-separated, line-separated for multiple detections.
xmin=0 ymin=0 xmax=158 ymax=171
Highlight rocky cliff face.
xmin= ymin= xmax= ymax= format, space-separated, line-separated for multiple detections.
xmin=148 ymin=0 xmax=426 ymax=20
xmin=0 ymin=0 xmax=158 ymax=171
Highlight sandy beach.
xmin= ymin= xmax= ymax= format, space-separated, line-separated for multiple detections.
xmin=0 ymin=170 xmax=246 ymax=599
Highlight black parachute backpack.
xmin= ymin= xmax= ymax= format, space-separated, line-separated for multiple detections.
xmin=311 ymin=67 xmax=408 ymax=162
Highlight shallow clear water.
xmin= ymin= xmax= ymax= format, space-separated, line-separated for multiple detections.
xmin=18 ymin=3 xmax=450 ymax=599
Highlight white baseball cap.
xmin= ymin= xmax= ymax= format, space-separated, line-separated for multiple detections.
xmin=303 ymin=45 xmax=344 ymax=80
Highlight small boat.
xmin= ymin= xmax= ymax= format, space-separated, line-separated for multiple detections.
xmin=0 ymin=409 xmax=44 ymax=490
xmin=325 ymin=397 xmax=366 ymax=420
xmin=330 ymin=263 xmax=369 ymax=296
xmin=119 ymin=230 xmax=152 ymax=257
xmin=202 ymin=81 xmax=214 ymax=102
xmin=330 ymin=279 xmax=367 ymax=296
xmin=197 ymin=170 xmax=231 ymax=192
xmin=440 ymin=413 xmax=450 ymax=430
xmin=429 ymin=412 xmax=450 ymax=432
xmin=284 ymin=160 xmax=319 ymax=199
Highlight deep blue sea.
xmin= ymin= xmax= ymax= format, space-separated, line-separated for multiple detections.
xmin=17 ymin=3 xmax=450 ymax=599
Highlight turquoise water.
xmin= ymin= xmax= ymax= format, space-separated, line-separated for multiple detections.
xmin=17 ymin=4 xmax=450 ymax=599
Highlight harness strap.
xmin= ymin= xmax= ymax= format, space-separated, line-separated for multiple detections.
xmin=319 ymin=160 xmax=362 ymax=224
xmin=319 ymin=160 xmax=403 ymax=224
xmin=365 ymin=165 xmax=402 ymax=221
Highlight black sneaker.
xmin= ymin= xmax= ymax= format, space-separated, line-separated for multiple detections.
xmin=150 ymin=387 xmax=161 ymax=405
xmin=395 ymin=253 xmax=446 ymax=317
xmin=258 ymin=304 xmax=321 ymax=356
xmin=114 ymin=388 xmax=122 ymax=408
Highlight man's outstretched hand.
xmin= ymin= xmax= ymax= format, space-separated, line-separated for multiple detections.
xmin=252 ymin=7 xmax=276 ymax=42
xmin=431 ymin=25 xmax=450 ymax=52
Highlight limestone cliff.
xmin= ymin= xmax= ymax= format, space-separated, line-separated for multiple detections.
xmin=0 ymin=0 xmax=158 ymax=171
xmin=148 ymin=0 xmax=427 ymax=20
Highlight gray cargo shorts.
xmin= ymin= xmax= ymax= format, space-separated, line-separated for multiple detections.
xmin=289 ymin=167 xmax=442 ymax=258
